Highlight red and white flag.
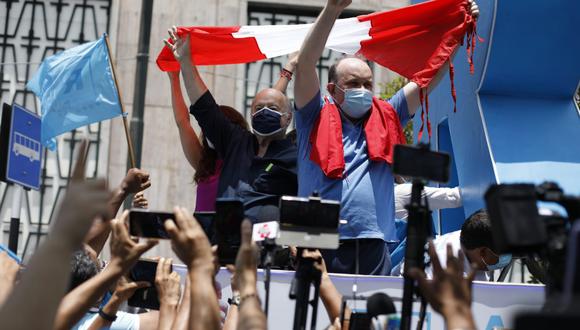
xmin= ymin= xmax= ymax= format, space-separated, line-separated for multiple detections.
xmin=156 ymin=0 xmax=478 ymax=89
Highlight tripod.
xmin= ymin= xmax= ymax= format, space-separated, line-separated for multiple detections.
xmin=261 ymin=238 xmax=277 ymax=317
xmin=289 ymin=248 xmax=322 ymax=330
xmin=400 ymin=180 xmax=431 ymax=330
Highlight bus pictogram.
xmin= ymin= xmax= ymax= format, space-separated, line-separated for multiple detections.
xmin=12 ymin=132 xmax=41 ymax=162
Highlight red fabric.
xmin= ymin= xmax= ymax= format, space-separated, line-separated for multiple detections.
xmin=358 ymin=0 xmax=476 ymax=89
xmin=359 ymin=0 xmax=478 ymax=141
xmin=156 ymin=26 xmax=266 ymax=71
xmin=309 ymin=97 xmax=406 ymax=179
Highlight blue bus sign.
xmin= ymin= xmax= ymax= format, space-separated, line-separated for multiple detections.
xmin=6 ymin=104 xmax=42 ymax=190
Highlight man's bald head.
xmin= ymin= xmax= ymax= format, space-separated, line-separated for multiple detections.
xmin=251 ymin=88 xmax=290 ymax=115
xmin=329 ymin=57 xmax=373 ymax=85
xmin=327 ymin=57 xmax=374 ymax=106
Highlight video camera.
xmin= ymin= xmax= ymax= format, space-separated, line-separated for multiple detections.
xmin=485 ymin=182 xmax=580 ymax=312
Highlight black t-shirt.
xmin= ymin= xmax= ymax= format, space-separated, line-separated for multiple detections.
xmin=189 ymin=91 xmax=298 ymax=219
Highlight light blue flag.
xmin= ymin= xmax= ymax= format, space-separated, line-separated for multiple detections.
xmin=27 ymin=34 xmax=122 ymax=149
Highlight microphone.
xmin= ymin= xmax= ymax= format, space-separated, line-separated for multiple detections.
xmin=368 ymin=293 xmax=399 ymax=330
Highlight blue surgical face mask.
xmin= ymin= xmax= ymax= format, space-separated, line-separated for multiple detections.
xmin=251 ymin=107 xmax=285 ymax=137
xmin=335 ymin=86 xmax=373 ymax=119
xmin=483 ymin=251 xmax=512 ymax=271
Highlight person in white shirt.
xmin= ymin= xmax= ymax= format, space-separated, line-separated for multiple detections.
xmin=393 ymin=210 xmax=512 ymax=280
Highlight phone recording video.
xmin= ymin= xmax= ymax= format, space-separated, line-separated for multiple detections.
xmin=214 ymin=198 xmax=245 ymax=265
xmin=127 ymin=259 xmax=171 ymax=310
xmin=129 ymin=209 xmax=174 ymax=239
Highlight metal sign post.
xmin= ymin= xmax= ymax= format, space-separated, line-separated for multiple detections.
xmin=8 ymin=185 xmax=23 ymax=253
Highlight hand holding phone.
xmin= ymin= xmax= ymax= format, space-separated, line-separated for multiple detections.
xmin=128 ymin=259 xmax=171 ymax=310
xmin=164 ymin=206 xmax=214 ymax=268
xmin=110 ymin=212 xmax=158 ymax=272
xmin=214 ymin=198 xmax=245 ymax=265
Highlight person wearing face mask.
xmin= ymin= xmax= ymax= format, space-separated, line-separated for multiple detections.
xmin=293 ymin=0 xmax=479 ymax=275
xmin=164 ymin=28 xmax=298 ymax=222
xmin=424 ymin=209 xmax=511 ymax=281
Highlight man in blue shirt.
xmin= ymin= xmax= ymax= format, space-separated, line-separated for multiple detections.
xmin=294 ymin=0 xmax=454 ymax=275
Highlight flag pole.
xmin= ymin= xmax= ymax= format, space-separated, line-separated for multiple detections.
xmin=104 ymin=34 xmax=137 ymax=168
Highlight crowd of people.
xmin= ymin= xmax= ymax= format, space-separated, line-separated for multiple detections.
xmin=0 ymin=0 xmax=494 ymax=329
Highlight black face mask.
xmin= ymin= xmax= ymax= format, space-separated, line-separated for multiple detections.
xmin=252 ymin=107 xmax=284 ymax=136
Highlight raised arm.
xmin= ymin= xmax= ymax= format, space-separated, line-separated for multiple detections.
xmin=402 ymin=59 xmax=452 ymax=118
xmin=85 ymin=168 xmax=151 ymax=255
xmin=155 ymin=257 xmax=181 ymax=330
xmin=172 ymin=278 xmax=192 ymax=330
xmin=403 ymin=0 xmax=480 ymax=117
xmin=86 ymin=276 xmax=150 ymax=330
xmin=168 ymin=71 xmax=203 ymax=169
xmin=164 ymin=27 xmax=244 ymax=158
xmin=272 ymin=53 xmax=298 ymax=94
xmin=0 ymin=181 xmax=110 ymax=330
xmin=294 ymin=0 xmax=351 ymax=109
xmin=164 ymin=27 xmax=208 ymax=107
xmin=234 ymin=220 xmax=266 ymax=330
xmin=54 ymin=214 xmax=157 ymax=330
xmin=301 ymin=249 xmax=345 ymax=323
xmin=165 ymin=207 xmax=221 ymax=330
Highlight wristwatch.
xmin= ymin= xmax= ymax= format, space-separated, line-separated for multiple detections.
xmin=228 ymin=293 xmax=241 ymax=306
xmin=98 ymin=308 xmax=117 ymax=322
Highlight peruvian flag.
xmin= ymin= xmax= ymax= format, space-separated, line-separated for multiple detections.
xmin=156 ymin=0 xmax=478 ymax=89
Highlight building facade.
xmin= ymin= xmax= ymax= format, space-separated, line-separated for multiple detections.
xmin=0 ymin=0 xmax=408 ymax=259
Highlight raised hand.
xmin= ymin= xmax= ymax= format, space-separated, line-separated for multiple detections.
xmin=234 ymin=220 xmax=259 ymax=297
xmin=111 ymin=276 xmax=150 ymax=302
xmin=165 ymin=207 xmax=213 ymax=270
xmin=164 ymin=26 xmax=191 ymax=64
xmin=155 ymin=257 xmax=181 ymax=307
xmin=132 ymin=191 xmax=149 ymax=209
xmin=109 ymin=211 xmax=158 ymax=271
xmin=121 ymin=168 xmax=151 ymax=194
xmin=468 ymin=0 xmax=480 ymax=19
xmin=301 ymin=249 xmax=328 ymax=275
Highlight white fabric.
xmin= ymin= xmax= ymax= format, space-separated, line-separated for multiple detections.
xmin=233 ymin=17 xmax=371 ymax=58
xmin=394 ymin=184 xmax=463 ymax=220
xmin=424 ymin=230 xmax=490 ymax=281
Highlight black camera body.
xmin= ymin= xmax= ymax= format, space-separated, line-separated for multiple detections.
xmin=485 ymin=182 xmax=580 ymax=312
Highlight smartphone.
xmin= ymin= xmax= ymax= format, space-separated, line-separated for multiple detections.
xmin=193 ymin=211 xmax=216 ymax=241
xmin=214 ymin=198 xmax=244 ymax=265
xmin=279 ymin=196 xmax=340 ymax=229
xmin=393 ymin=144 xmax=450 ymax=183
xmin=129 ymin=209 xmax=175 ymax=239
xmin=128 ymin=259 xmax=171 ymax=310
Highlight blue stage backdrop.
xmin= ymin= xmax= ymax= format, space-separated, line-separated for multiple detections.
xmin=412 ymin=0 xmax=580 ymax=233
